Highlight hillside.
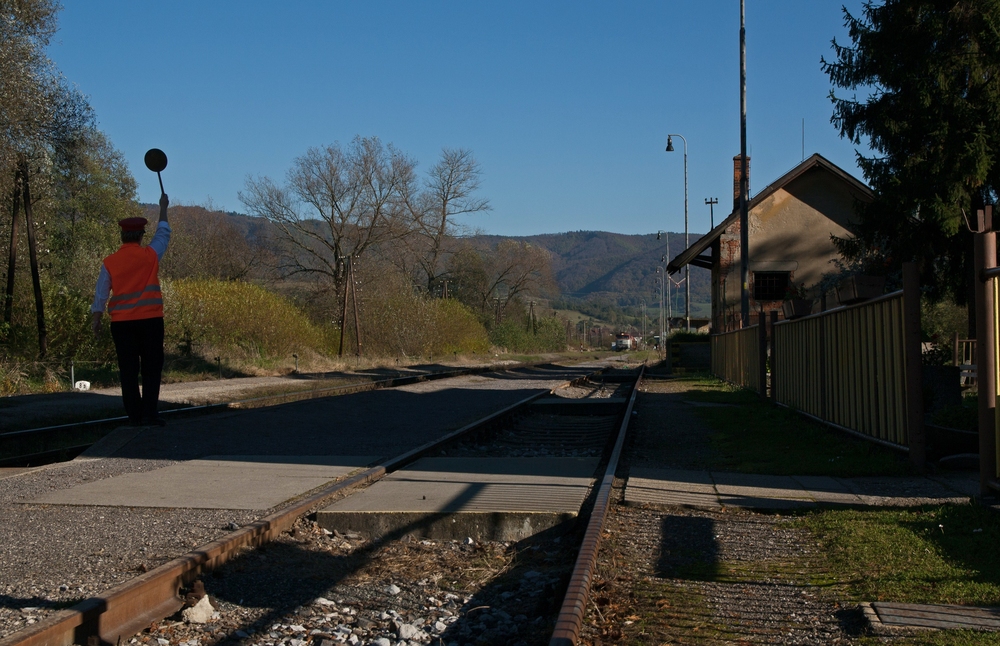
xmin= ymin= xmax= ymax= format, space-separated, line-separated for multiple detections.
xmin=143 ymin=205 xmax=710 ymax=315
xmin=472 ymin=230 xmax=710 ymax=312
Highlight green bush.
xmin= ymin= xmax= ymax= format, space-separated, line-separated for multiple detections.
xmin=352 ymin=271 xmax=489 ymax=357
xmin=163 ymin=279 xmax=331 ymax=360
xmin=489 ymin=316 xmax=566 ymax=353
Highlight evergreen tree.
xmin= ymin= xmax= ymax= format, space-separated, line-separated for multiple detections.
xmin=822 ymin=0 xmax=1000 ymax=303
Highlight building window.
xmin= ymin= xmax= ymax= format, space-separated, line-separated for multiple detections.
xmin=753 ymin=271 xmax=790 ymax=301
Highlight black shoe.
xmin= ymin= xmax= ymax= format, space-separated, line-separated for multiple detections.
xmin=142 ymin=416 xmax=167 ymax=427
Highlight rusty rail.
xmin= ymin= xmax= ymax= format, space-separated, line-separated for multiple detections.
xmin=550 ymin=366 xmax=642 ymax=646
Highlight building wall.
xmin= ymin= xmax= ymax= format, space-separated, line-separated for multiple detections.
xmin=714 ymin=166 xmax=862 ymax=330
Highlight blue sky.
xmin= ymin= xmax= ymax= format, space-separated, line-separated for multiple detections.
xmin=51 ymin=1 xmax=870 ymax=237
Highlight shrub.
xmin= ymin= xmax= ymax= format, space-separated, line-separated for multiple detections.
xmin=490 ymin=316 xmax=566 ymax=353
xmin=163 ymin=279 xmax=330 ymax=360
xmin=351 ymin=271 xmax=489 ymax=357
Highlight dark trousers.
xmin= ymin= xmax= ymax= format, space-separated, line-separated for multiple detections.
xmin=110 ymin=317 xmax=164 ymax=423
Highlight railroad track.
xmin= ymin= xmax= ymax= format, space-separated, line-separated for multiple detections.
xmin=0 ymin=364 xmax=643 ymax=646
xmin=0 ymin=362 xmax=554 ymax=468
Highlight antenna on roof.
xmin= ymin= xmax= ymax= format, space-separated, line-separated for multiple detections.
xmin=802 ymin=118 xmax=805 ymax=161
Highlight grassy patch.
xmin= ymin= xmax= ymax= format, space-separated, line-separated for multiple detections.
xmin=800 ymin=505 xmax=1000 ymax=606
xmin=931 ymin=392 xmax=978 ymax=432
xmin=861 ymin=631 xmax=1000 ymax=645
xmin=681 ymin=376 xmax=914 ymax=477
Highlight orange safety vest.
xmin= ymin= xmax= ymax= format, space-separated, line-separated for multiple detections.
xmin=103 ymin=243 xmax=164 ymax=322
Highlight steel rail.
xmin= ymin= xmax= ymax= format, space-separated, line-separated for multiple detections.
xmin=550 ymin=366 xmax=643 ymax=646
xmin=0 ymin=377 xmax=586 ymax=646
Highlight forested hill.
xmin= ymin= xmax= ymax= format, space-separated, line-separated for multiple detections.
xmin=142 ymin=205 xmax=709 ymax=313
xmin=471 ymin=230 xmax=710 ymax=311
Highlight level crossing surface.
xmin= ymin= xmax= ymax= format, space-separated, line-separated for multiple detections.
xmin=0 ymin=362 xmax=610 ymax=641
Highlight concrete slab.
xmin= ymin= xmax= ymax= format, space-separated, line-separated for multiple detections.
xmin=712 ymin=472 xmax=814 ymax=502
xmin=624 ymin=468 xmax=720 ymax=509
xmin=870 ymin=601 xmax=1000 ymax=631
xmin=844 ymin=477 xmax=972 ymax=506
xmin=28 ymin=455 xmax=376 ymax=510
xmin=317 ymin=457 xmax=599 ymax=541
xmin=626 ymin=479 xmax=721 ymax=509
xmin=792 ymin=475 xmax=863 ymax=505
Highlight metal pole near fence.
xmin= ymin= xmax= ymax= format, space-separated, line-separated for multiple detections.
xmin=758 ymin=312 xmax=767 ymax=399
xmin=769 ymin=310 xmax=778 ymax=401
xmin=975 ymin=206 xmax=997 ymax=494
xmin=902 ymin=262 xmax=925 ymax=471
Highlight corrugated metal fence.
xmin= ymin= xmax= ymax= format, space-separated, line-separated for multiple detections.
xmin=772 ymin=291 xmax=909 ymax=447
xmin=710 ymin=324 xmax=760 ymax=393
xmin=709 ymin=264 xmax=925 ymax=466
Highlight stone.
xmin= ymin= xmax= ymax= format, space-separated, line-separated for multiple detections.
xmin=314 ymin=597 xmax=335 ymax=606
xmin=432 ymin=621 xmax=447 ymax=633
xmin=371 ymin=639 xmax=392 ymax=646
xmin=289 ymin=625 xmax=306 ymax=633
xmin=182 ymin=596 xmax=217 ymax=624
xmin=397 ymin=623 xmax=421 ymax=640
xmin=385 ymin=584 xmax=401 ymax=595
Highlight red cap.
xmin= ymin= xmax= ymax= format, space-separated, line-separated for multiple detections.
xmin=118 ymin=217 xmax=148 ymax=231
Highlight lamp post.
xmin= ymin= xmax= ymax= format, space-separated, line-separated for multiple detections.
xmin=666 ymin=134 xmax=689 ymax=331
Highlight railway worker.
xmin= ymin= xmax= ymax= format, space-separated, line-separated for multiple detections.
xmin=91 ymin=193 xmax=171 ymax=427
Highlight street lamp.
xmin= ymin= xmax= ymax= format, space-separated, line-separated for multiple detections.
xmin=666 ymin=133 xmax=690 ymax=332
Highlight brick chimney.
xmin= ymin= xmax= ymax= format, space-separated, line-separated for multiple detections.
xmin=732 ymin=155 xmax=750 ymax=211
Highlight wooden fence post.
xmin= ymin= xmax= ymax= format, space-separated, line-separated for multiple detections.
xmin=975 ymin=206 xmax=997 ymax=494
xmin=769 ymin=310 xmax=778 ymax=402
xmin=903 ymin=262 xmax=925 ymax=470
xmin=758 ymin=312 xmax=767 ymax=398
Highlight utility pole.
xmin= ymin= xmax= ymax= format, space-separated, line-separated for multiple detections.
xmin=739 ymin=0 xmax=750 ymax=327
xmin=705 ymin=197 xmax=718 ymax=230
xmin=349 ymin=256 xmax=362 ymax=356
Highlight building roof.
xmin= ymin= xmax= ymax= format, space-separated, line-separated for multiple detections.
xmin=666 ymin=153 xmax=872 ymax=274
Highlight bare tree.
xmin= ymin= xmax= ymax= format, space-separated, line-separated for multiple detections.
xmin=160 ymin=205 xmax=261 ymax=281
xmin=239 ymin=136 xmax=418 ymax=291
xmin=449 ymin=239 xmax=552 ymax=321
xmin=412 ymin=148 xmax=490 ymax=293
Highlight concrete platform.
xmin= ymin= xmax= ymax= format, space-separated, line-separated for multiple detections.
xmin=866 ymin=601 xmax=1000 ymax=632
xmin=624 ymin=467 xmax=975 ymax=510
xmin=28 ymin=455 xmax=376 ymax=510
xmin=317 ymin=457 xmax=599 ymax=541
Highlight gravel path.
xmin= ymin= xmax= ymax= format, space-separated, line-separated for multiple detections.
xmin=578 ymin=378 xmax=887 ymax=645
xmin=0 ymin=364 xmax=603 ymax=641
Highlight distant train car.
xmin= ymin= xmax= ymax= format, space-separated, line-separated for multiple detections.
xmin=614 ymin=333 xmax=635 ymax=351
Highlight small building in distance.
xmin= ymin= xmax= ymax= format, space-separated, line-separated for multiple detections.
xmin=668 ymin=153 xmax=872 ymax=332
